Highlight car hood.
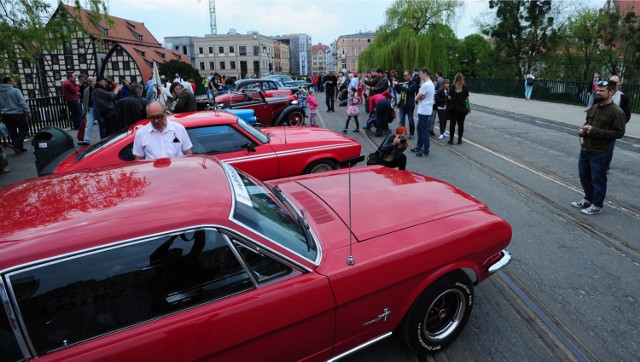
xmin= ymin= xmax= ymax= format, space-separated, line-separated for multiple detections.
xmin=273 ymin=166 xmax=487 ymax=246
xmin=264 ymin=127 xmax=356 ymax=146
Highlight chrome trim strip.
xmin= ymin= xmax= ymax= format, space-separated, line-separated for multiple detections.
xmin=223 ymin=144 xmax=355 ymax=164
xmin=327 ymin=332 xmax=393 ymax=362
xmin=1 ymin=278 xmax=31 ymax=359
xmin=488 ymin=249 xmax=512 ymax=273
xmin=222 ymin=234 xmax=259 ymax=287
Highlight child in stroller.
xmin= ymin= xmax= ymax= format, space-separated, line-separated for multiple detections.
xmin=364 ymin=90 xmax=394 ymax=137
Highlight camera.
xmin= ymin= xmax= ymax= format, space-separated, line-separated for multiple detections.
xmin=398 ymin=135 xmax=406 ymax=144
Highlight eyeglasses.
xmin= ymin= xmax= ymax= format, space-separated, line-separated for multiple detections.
xmin=147 ymin=113 xmax=165 ymax=121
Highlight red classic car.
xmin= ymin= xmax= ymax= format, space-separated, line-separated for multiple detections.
xmin=216 ymin=89 xmax=306 ymax=127
xmin=38 ymin=110 xmax=361 ymax=178
xmin=0 ymin=157 xmax=512 ymax=361
xmin=214 ymin=79 xmax=296 ymax=106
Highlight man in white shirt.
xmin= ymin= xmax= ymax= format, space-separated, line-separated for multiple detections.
xmin=133 ymin=101 xmax=193 ymax=160
xmin=412 ymin=67 xmax=435 ymax=157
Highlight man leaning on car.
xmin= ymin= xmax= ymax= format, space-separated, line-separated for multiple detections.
xmin=133 ymin=101 xmax=193 ymax=160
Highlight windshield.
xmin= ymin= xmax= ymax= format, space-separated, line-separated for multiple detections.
xmin=76 ymin=127 xmax=133 ymax=161
xmin=221 ymin=162 xmax=318 ymax=262
xmin=236 ymin=118 xmax=269 ymax=144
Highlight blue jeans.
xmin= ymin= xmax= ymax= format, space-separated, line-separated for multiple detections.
xmin=578 ymin=150 xmax=611 ymax=208
xmin=416 ymin=113 xmax=431 ymax=154
xmin=524 ymin=84 xmax=533 ymax=100
xmin=398 ymin=107 xmax=415 ymax=135
xmin=83 ymin=111 xmax=95 ymax=143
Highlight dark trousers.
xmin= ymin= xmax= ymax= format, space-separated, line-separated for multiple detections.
xmin=578 ymin=150 xmax=611 ymax=208
xmin=3 ymin=114 xmax=29 ymax=149
xmin=380 ymin=154 xmax=407 ymax=170
xmin=438 ymin=109 xmax=448 ymax=135
xmin=325 ymin=88 xmax=335 ymax=110
xmin=67 ymin=99 xmax=83 ymax=129
xmin=344 ymin=116 xmax=360 ymax=130
xmin=450 ymin=113 xmax=466 ymax=142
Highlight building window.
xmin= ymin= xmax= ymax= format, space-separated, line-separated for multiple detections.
xmin=53 ymin=71 xmax=61 ymax=80
xmin=199 ymin=62 xmax=205 ymax=70
xmin=111 ymin=61 xmax=119 ymax=71
xmin=115 ymin=48 xmax=124 ymax=56
xmin=239 ymin=46 xmax=246 ymax=56
xmin=230 ymin=61 xmax=236 ymax=70
xmin=62 ymin=41 xmax=72 ymax=54
xmin=209 ymin=61 xmax=214 ymax=70
xmin=219 ymin=46 xmax=224 ymax=53
xmin=229 ymin=46 xmax=234 ymax=53
xmin=253 ymin=46 xmax=259 ymax=56
xmin=219 ymin=61 xmax=226 ymax=70
xmin=22 ymin=59 xmax=32 ymax=68
xmin=208 ymin=46 xmax=213 ymax=54
xmin=25 ymin=74 xmax=33 ymax=83
xmin=198 ymin=47 xmax=204 ymax=54
xmin=78 ymin=54 xmax=87 ymax=64
xmin=65 ymin=55 xmax=74 ymax=68
xmin=182 ymin=46 xmax=188 ymax=55
xmin=123 ymin=62 xmax=130 ymax=71
xmin=77 ymin=38 xmax=85 ymax=48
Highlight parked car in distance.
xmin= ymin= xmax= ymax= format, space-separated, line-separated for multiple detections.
xmin=264 ymin=74 xmax=312 ymax=89
xmin=38 ymin=110 xmax=362 ymax=179
xmin=216 ymin=89 xmax=306 ymax=127
xmin=0 ymin=157 xmax=512 ymax=361
xmin=214 ymin=79 xmax=296 ymax=107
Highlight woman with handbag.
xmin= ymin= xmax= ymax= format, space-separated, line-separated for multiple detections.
xmin=343 ymin=89 xmax=361 ymax=133
xmin=447 ymin=73 xmax=470 ymax=145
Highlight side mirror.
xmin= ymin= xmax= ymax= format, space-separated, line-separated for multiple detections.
xmin=243 ymin=143 xmax=256 ymax=152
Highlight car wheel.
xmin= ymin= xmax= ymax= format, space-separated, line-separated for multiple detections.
xmin=287 ymin=111 xmax=305 ymax=126
xmin=398 ymin=271 xmax=473 ymax=355
xmin=303 ymin=159 xmax=336 ymax=174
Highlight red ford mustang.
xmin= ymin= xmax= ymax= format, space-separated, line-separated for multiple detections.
xmin=39 ymin=110 xmax=361 ymax=179
xmin=0 ymin=157 xmax=511 ymax=361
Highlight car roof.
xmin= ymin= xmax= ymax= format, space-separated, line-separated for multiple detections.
xmin=0 ymin=156 xmax=233 ymax=270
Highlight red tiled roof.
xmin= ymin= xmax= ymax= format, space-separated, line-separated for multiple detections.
xmin=61 ymin=5 xmax=187 ymax=82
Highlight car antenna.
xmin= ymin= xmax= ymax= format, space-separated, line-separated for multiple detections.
xmin=347 ymin=161 xmax=355 ymax=266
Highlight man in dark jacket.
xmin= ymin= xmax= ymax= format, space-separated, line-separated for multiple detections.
xmin=93 ymin=76 xmax=122 ymax=137
xmin=324 ymin=71 xmax=338 ymax=112
xmin=365 ymin=68 xmax=389 ymax=97
xmin=571 ymin=80 xmax=626 ymax=215
xmin=0 ymin=77 xmax=31 ymax=153
xmin=394 ymin=70 xmax=417 ymax=139
xmin=170 ymin=83 xmax=197 ymax=113
xmin=115 ymin=83 xmax=149 ymax=130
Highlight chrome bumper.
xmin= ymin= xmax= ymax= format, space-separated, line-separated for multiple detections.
xmin=488 ymin=249 xmax=512 ymax=273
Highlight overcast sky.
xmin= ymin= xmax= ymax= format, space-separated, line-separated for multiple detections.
xmin=54 ymin=0 xmax=488 ymax=45
xmin=53 ymin=0 xmax=605 ymax=46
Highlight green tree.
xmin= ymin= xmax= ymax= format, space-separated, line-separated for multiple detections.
xmin=359 ymin=0 xmax=463 ymax=74
xmin=598 ymin=7 xmax=640 ymax=82
xmin=456 ymin=34 xmax=498 ymax=77
xmin=0 ymin=0 xmax=109 ymax=74
xmin=483 ymin=0 xmax=559 ymax=78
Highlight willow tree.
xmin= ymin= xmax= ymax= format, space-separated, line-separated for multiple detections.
xmin=359 ymin=0 xmax=463 ymax=74
xmin=0 ymin=0 xmax=109 ymax=75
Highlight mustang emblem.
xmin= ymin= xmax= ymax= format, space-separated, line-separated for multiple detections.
xmin=363 ymin=308 xmax=392 ymax=326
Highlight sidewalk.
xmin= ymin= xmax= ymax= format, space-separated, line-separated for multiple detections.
xmin=470 ymin=93 xmax=640 ymax=140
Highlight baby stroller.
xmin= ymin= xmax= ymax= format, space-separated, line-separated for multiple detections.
xmin=364 ymin=114 xmax=391 ymax=137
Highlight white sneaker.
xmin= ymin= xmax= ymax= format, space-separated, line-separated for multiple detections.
xmin=438 ymin=134 xmax=445 ymax=139
xmin=444 ymin=132 xmax=449 ymax=137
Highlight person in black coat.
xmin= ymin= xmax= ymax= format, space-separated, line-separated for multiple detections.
xmin=115 ymin=83 xmax=149 ymax=131
xmin=394 ymin=70 xmax=417 ymax=138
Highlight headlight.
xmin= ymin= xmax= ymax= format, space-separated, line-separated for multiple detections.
xmin=291 ymin=100 xmax=298 ymax=105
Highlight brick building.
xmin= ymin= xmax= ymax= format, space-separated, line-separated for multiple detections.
xmin=311 ymin=44 xmax=329 ymax=75
xmin=333 ymin=32 xmax=376 ymax=73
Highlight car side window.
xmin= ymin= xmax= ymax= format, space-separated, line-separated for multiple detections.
xmin=232 ymin=240 xmax=294 ymax=283
xmin=119 ymin=142 xmax=135 ymax=161
xmin=261 ymin=82 xmax=270 ymax=90
xmin=7 ymin=229 xmax=252 ymax=356
xmin=187 ymin=125 xmax=252 ymax=155
xmin=0 ymin=307 xmax=22 ymax=361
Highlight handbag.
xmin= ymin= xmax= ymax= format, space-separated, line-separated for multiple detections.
xmin=366 ymin=151 xmax=380 ymax=165
xmin=346 ymin=105 xmax=359 ymax=116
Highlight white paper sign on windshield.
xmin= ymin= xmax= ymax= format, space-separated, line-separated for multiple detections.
xmin=220 ymin=161 xmax=252 ymax=207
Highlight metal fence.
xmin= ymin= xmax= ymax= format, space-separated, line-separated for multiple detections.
xmin=465 ymin=78 xmax=640 ymax=113
xmin=1 ymin=95 xmax=71 ymax=146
